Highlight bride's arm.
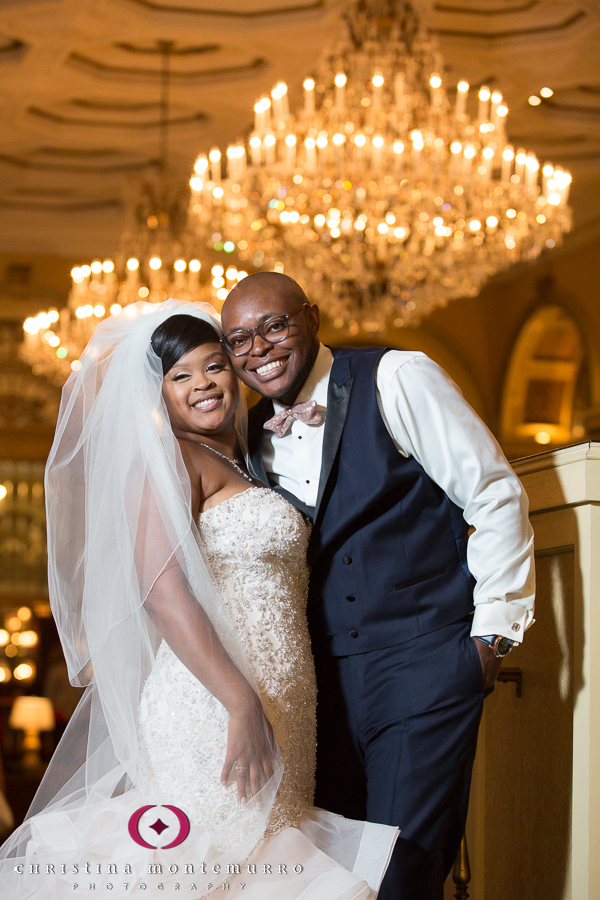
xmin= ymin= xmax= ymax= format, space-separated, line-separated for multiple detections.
xmin=145 ymin=566 xmax=277 ymax=803
xmin=136 ymin=474 xmax=277 ymax=803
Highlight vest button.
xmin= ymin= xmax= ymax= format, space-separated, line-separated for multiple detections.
xmin=343 ymin=556 xmax=353 ymax=565
xmin=326 ymin=632 xmax=334 ymax=641
xmin=346 ymin=595 xmax=356 ymax=602
xmin=350 ymin=630 xmax=359 ymax=639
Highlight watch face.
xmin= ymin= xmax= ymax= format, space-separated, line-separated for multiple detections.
xmin=496 ymin=637 xmax=513 ymax=658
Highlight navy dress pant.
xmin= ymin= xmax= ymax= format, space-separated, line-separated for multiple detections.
xmin=313 ymin=617 xmax=484 ymax=900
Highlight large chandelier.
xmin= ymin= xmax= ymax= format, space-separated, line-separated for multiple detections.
xmin=189 ymin=0 xmax=572 ymax=332
xmin=20 ymin=43 xmax=248 ymax=385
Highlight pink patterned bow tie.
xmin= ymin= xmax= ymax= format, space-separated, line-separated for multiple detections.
xmin=263 ymin=400 xmax=324 ymax=438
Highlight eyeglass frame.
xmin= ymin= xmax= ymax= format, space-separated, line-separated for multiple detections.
xmin=220 ymin=303 xmax=311 ymax=357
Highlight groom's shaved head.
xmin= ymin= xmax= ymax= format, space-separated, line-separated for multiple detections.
xmin=221 ymin=272 xmax=320 ymax=405
xmin=223 ymin=272 xmax=308 ymax=317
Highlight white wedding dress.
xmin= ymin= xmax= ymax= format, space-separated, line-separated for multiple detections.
xmin=4 ymin=485 xmax=396 ymax=899
xmin=137 ymin=486 xmax=397 ymax=899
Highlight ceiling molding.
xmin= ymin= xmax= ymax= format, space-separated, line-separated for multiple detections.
xmin=27 ymin=107 xmax=208 ymax=129
xmin=65 ymin=50 xmax=267 ymax=83
xmin=435 ymin=1 xmax=539 ymax=13
xmin=0 ymin=152 xmax=159 ymax=173
xmin=432 ymin=9 xmax=586 ymax=39
xmin=540 ymin=98 xmax=600 ymax=118
xmin=70 ymin=98 xmax=161 ymax=112
xmin=0 ymin=36 xmax=27 ymax=63
xmin=551 ymin=149 xmax=600 ymax=162
xmin=509 ymin=133 xmax=588 ymax=146
xmin=35 ymin=147 xmax=123 ymax=157
xmin=114 ymin=41 xmax=220 ymax=54
xmin=0 ymin=198 xmax=121 ymax=213
xmin=125 ymin=0 xmax=323 ymax=18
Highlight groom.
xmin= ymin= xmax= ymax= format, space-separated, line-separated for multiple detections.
xmin=221 ymin=273 xmax=534 ymax=900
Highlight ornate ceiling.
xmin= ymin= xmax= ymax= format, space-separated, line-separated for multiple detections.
xmin=0 ymin=0 xmax=598 ymax=259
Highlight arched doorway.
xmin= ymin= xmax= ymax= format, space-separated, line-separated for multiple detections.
xmin=502 ymin=304 xmax=585 ymax=453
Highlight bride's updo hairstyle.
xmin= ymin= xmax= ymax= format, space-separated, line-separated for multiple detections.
xmin=151 ymin=313 xmax=222 ymax=375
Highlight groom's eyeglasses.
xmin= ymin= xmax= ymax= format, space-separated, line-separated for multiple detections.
xmin=221 ymin=303 xmax=310 ymax=357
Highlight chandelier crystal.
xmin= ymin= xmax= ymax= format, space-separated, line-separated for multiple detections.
xmin=189 ymin=0 xmax=572 ymax=332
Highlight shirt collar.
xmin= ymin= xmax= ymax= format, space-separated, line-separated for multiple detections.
xmin=272 ymin=343 xmax=333 ymax=412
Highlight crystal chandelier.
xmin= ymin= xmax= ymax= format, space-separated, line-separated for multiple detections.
xmin=188 ymin=0 xmax=572 ymax=332
xmin=21 ymin=43 xmax=248 ymax=385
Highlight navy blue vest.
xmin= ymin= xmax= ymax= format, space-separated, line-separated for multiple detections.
xmin=248 ymin=346 xmax=476 ymax=657
xmin=307 ymin=346 xmax=475 ymax=656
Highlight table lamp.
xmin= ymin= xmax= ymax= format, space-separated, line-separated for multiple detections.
xmin=9 ymin=696 xmax=55 ymax=767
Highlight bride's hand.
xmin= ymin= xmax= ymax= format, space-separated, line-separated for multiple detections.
xmin=221 ymin=693 xmax=278 ymax=806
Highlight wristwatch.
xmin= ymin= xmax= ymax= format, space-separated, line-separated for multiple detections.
xmin=474 ymin=634 xmax=514 ymax=658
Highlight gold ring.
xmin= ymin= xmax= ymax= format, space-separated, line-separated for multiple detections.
xmin=235 ymin=765 xmax=248 ymax=771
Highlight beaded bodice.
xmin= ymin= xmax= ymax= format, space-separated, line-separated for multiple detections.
xmin=199 ymin=488 xmax=316 ymax=833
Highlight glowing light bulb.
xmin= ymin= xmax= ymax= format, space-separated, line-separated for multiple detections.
xmin=149 ymin=257 xmax=161 ymax=270
xmin=91 ymin=261 xmax=102 ymax=274
xmin=303 ymin=78 xmax=315 ymax=91
xmin=457 ymin=81 xmax=469 ymax=93
xmin=528 ymin=95 xmax=542 ymax=106
xmin=430 ymin=75 xmax=442 ymax=89
xmin=540 ymin=87 xmax=553 ymax=98
xmin=372 ymin=74 xmax=384 ymax=88
xmin=174 ymin=259 xmax=187 ymax=272
xmin=189 ymin=259 xmax=201 ymax=273
xmin=102 ymin=259 xmax=114 ymax=273
xmin=271 ymin=82 xmax=287 ymax=99
xmin=334 ymin=73 xmax=347 ymax=87
xmin=127 ymin=258 xmax=139 ymax=271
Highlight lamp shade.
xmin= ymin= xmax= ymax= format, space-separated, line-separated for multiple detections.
xmin=9 ymin=696 xmax=55 ymax=732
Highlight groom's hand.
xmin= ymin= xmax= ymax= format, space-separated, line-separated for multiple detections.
xmin=472 ymin=638 xmax=503 ymax=693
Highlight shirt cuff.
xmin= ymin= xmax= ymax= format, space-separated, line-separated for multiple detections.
xmin=471 ymin=600 xmax=535 ymax=645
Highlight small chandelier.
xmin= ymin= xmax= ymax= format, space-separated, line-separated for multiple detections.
xmin=21 ymin=43 xmax=248 ymax=385
xmin=189 ymin=0 xmax=572 ymax=332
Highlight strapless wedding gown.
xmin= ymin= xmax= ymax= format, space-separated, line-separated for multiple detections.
xmin=137 ymin=487 xmax=397 ymax=899
xmin=6 ymin=487 xmax=395 ymax=899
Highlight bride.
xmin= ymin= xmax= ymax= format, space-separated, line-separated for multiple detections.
xmin=0 ymin=300 xmax=397 ymax=899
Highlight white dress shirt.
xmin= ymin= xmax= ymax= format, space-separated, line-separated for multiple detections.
xmin=262 ymin=343 xmax=535 ymax=643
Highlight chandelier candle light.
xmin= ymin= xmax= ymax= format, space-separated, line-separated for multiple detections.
xmin=189 ymin=0 xmax=572 ymax=332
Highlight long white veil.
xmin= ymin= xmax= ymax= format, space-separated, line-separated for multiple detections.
xmin=0 ymin=299 xmax=281 ymax=896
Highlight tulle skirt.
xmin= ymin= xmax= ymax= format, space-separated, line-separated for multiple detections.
xmin=1 ymin=790 xmax=397 ymax=899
